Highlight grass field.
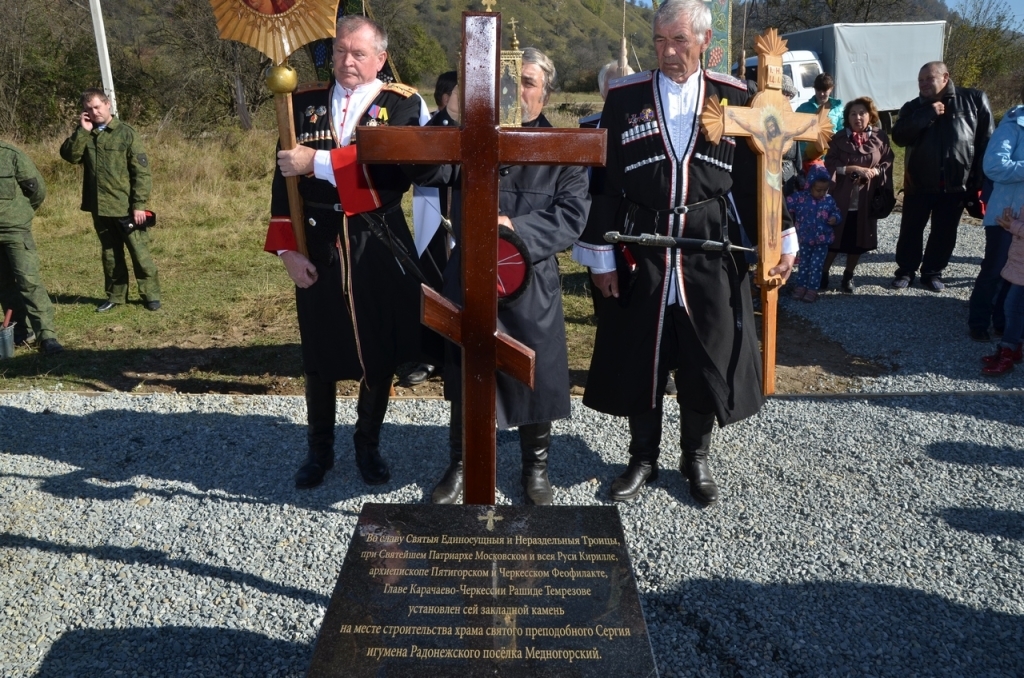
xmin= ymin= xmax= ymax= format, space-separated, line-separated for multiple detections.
xmin=1 ymin=126 xmax=311 ymax=393
xmin=0 ymin=96 xmax=900 ymax=395
xmin=0 ymin=100 xmax=606 ymax=395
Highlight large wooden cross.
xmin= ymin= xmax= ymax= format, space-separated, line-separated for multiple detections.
xmin=358 ymin=13 xmax=606 ymax=504
xmin=701 ymin=29 xmax=833 ymax=396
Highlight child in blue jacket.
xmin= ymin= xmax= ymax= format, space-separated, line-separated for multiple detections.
xmin=787 ymin=163 xmax=842 ymax=302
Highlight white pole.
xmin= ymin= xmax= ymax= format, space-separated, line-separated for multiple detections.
xmin=88 ymin=0 xmax=117 ymax=116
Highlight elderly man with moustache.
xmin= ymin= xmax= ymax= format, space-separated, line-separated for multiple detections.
xmin=572 ymin=0 xmax=795 ymax=506
xmin=269 ymin=15 xmax=434 ymax=490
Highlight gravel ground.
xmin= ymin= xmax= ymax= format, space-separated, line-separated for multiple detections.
xmin=782 ymin=213 xmax=1024 ymax=394
xmin=2 ymin=215 xmax=1023 ymax=677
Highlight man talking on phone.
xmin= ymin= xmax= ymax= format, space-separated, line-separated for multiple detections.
xmin=61 ymin=88 xmax=161 ymax=312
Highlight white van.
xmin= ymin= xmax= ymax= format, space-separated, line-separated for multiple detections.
xmin=732 ymin=50 xmax=823 ymax=107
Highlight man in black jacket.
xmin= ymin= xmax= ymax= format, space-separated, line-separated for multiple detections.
xmin=423 ymin=48 xmax=591 ymax=506
xmin=270 ymin=15 xmax=433 ymax=490
xmin=891 ymin=62 xmax=992 ymax=292
xmin=573 ymin=0 xmax=795 ymax=506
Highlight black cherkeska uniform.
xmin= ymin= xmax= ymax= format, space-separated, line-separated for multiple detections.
xmin=578 ymin=69 xmax=786 ymax=427
xmin=265 ymin=79 xmax=434 ymax=488
xmin=265 ymin=81 xmax=432 ymax=385
xmin=440 ymin=114 xmax=591 ymax=429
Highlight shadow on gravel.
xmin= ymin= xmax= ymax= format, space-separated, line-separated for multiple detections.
xmin=0 ymin=344 xmax=304 ymax=394
xmin=925 ymin=441 xmax=1024 ymax=467
xmin=0 ymin=533 xmax=330 ymax=607
xmin=0 ymin=405 xmax=428 ymax=512
xmin=36 ymin=625 xmax=308 ymax=677
xmin=0 ymin=406 xmax=608 ymax=510
xmin=871 ymin=396 xmax=1024 ymax=428
xmin=645 ymin=579 xmax=1024 ymax=676
xmin=939 ymin=508 xmax=1024 ymax=541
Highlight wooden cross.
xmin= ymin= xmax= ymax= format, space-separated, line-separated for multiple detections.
xmin=357 ymin=13 xmax=605 ymax=504
xmin=701 ymin=29 xmax=833 ymax=396
xmin=478 ymin=509 xmax=503 ymax=530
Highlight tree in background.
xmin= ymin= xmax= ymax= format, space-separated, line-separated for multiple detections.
xmin=1 ymin=0 xmax=658 ymax=139
xmin=945 ymin=0 xmax=1024 ymax=115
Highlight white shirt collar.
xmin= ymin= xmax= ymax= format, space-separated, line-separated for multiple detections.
xmin=332 ymin=78 xmax=385 ymax=146
xmin=657 ymin=69 xmax=702 ymax=162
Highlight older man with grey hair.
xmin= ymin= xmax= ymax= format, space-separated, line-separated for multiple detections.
xmin=573 ymin=0 xmax=796 ymax=506
xmin=421 ymin=47 xmax=591 ymax=506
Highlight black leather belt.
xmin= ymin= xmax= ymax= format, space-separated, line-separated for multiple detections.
xmin=304 ymin=201 xmax=404 ymax=215
xmin=630 ymin=194 xmax=725 ymax=216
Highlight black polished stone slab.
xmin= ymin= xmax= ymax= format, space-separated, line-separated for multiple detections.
xmin=308 ymin=503 xmax=657 ymax=677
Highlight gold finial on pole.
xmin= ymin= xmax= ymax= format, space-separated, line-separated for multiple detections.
xmin=482 ymin=0 xmax=497 ymax=12
xmin=508 ymin=17 xmax=519 ymax=50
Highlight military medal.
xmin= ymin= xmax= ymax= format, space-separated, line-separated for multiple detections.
xmin=305 ymin=106 xmax=314 ymax=117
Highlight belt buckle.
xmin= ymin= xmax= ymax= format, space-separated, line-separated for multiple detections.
xmin=333 ymin=204 xmax=343 ymax=212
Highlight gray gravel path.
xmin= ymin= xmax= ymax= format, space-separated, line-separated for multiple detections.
xmin=782 ymin=213 xmax=1024 ymax=394
xmin=2 ymin=215 xmax=1023 ymax=677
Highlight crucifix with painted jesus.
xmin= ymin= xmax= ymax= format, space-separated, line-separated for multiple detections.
xmin=358 ymin=12 xmax=606 ymax=504
xmin=701 ymin=29 xmax=833 ymax=396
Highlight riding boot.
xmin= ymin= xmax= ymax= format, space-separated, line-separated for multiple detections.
xmin=354 ymin=378 xmax=391 ymax=485
xmin=431 ymin=402 xmax=464 ymax=504
xmin=295 ymin=374 xmax=336 ymax=489
xmin=610 ymin=407 xmax=662 ymax=502
xmin=519 ymin=422 xmax=553 ymax=506
xmin=679 ymin=408 xmax=719 ymax=505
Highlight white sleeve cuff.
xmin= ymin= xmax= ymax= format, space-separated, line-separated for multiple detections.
xmin=572 ymin=242 xmax=616 ymax=271
xmin=312 ymin=150 xmax=336 ymax=186
xmin=781 ymin=227 xmax=799 ymax=255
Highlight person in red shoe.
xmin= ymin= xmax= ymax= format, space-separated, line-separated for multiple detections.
xmin=982 ymin=206 xmax=1024 ymax=375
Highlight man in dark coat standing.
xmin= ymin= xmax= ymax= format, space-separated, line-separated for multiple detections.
xmin=573 ymin=0 xmax=795 ymax=505
xmin=425 ymin=48 xmax=591 ymax=506
xmin=891 ymin=61 xmax=992 ymax=292
xmin=270 ymin=15 xmax=433 ymax=490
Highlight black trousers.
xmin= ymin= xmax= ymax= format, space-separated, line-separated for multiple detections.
xmin=658 ymin=304 xmax=717 ymax=417
xmin=895 ymin=192 xmax=966 ymax=279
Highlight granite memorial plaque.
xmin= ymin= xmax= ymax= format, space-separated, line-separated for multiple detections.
xmin=308 ymin=504 xmax=658 ymax=677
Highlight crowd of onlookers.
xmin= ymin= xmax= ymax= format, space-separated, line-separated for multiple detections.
xmin=779 ymin=62 xmax=1024 ymax=377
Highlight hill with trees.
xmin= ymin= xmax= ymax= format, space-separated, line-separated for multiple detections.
xmin=0 ymin=0 xmax=655 ymax=140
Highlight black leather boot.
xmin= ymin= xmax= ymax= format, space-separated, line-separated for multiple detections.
xmin=295 ymin=374 xmax=336 ymax=489
xmin=431 ymin=402 xmax=464 ymax=504
xmin=519 ymin=422 xmax=553 ymax=506
xmin=354 ymin=378 xmax=391 ymax=485
xmin=679 ymin=409 xmax=718 ymax=505
xmin=610 ymin=408 xmax=662 ymax=502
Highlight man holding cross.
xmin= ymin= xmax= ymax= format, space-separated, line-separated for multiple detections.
xmin=573 ymin=0 xmax=795 ymax=505
xmin=420 ymin=48 xmax=591 ymax=506
xmin=269 ymin=15 xmax=434 ymax=490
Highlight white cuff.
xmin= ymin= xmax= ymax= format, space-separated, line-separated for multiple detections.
xmin=781 ymin=227 xmax=799 ymax=255
xmin=572 ymin=242 xmax=615 ymax=271
xmin=312 ymin=150 xmax=336 ymax=186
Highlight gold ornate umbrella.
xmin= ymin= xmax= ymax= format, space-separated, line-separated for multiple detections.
xmin=210 ymin=0 xmax=338 ymax=65
xmin=210 ymin=0 xmax=340 ymax=256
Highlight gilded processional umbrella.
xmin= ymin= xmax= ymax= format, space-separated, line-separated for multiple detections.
xmin=209 ymin=0 xmax=342 ymax=256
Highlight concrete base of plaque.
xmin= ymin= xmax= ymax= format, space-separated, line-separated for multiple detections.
xmin=308 ymin=504 xmax=658 ymax=677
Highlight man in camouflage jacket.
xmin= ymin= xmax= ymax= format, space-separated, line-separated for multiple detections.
xmin=61 ymin=89 xmax=161 ymax=312
xmin=0 ymin=141 xmax=63 ymax=354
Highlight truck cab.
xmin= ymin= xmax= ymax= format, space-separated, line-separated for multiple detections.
xmin=733 ymin=50 xmax=823 ymax=107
